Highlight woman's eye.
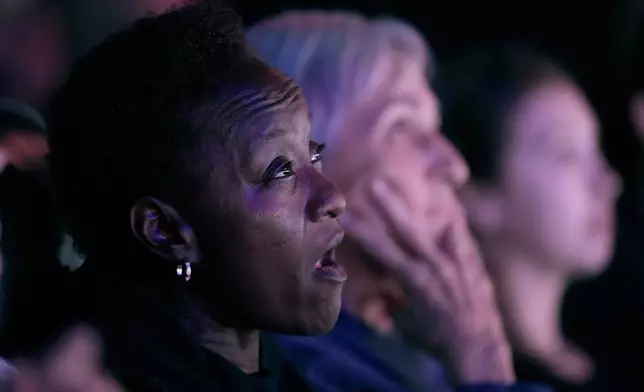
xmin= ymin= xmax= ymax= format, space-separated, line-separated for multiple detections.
xmin=274 ymin=161 xmax=295 ymax=179
xmin=311 ymin=143 xmax=326 ymax=164
xmin=392 ymin=119 xmax=413 ymax=133
xmin=262 ymin=156 xmax=294 ymax=184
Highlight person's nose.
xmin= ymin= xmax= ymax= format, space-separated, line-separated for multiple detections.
xmin=307 ymin=169 xmax=347 ymax=222
xmin=594 ymin=157 xmax=622 ymax=201
xmin=426 ymin=134 xmax=470 ymax=188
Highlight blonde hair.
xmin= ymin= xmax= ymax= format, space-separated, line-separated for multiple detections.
xmin=246 ymin=11 xmax=431 ymax=147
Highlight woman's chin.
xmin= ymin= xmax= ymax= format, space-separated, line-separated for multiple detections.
xmin=569 ymin=253 xmax=613 ymax=278
xmin=306 ymin=315 xmax=341 ymax=336
xmin=286 ymin=305 xmax=342 ymax=336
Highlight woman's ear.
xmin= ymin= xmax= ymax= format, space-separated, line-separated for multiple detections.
xmin=459 ymin=183 xmax=505 ymax=234
xmin=130 ymin=197 xmax=201 ymax=264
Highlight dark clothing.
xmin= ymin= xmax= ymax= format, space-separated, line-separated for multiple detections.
xmin=274 ymin=311 xmax=551 ymax=392
xmin=13 ymin=262 xmax=313 ymax=392
xmin=560 ymin=194 xmax=644 ymax=391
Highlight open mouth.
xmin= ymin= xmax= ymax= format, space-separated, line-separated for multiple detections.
xmin=313 ymin=236 xmax=347 ymax=284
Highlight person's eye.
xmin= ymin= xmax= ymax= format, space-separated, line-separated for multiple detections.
xmin=262 ymin=156 xmax=294 ymax=184
xmin=311 ymin=143 xmax=326 ymax=164
xmin=390 ymin=120 xmax=408 ymax=133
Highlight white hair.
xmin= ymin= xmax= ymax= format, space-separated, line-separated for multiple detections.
xmin=246 ymin=11 xmax=432 ymax=147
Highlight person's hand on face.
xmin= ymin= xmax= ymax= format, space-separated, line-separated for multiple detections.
xmin=12 ymin=326 xmax=123 ymax=392
xmin=341 ymin=173 xmax=514 ymax=384
xmin=0 ymin=130 xmax=48 ymax=172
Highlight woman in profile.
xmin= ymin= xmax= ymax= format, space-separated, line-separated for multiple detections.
xmin=7 ymin=1 xmax=346 ymax=391
xmin=438 ymin=43 xmax=621 ymax=391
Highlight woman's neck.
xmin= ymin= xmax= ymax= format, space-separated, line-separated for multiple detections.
xmin=190 ymin=311 xmax=261 ymax=374
xmin=91 ymin=249 xmax=262 ymax=375
xmin=485 ymin=248 xmax=567 ymax=357
xmin=162 ymin=276 xmax=262 ymax=375
xmin=483 ymin=244 xmax=594 ymax=383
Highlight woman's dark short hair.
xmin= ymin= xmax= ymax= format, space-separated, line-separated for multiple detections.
xmin=437 ymin=42 xmax=568 ymax=183
xmin=48 ymin=0 xmax=273 ymax=255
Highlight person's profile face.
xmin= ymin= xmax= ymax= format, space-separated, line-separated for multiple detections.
xmin=499 ymin=78 xmax=621 ymax=275
xmin=334 ymin=55 xmax=469 ymax=254
xmin=192 ymin=77 xmax=347 ymax=334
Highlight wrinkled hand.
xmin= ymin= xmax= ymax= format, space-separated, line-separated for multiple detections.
xmin=0 ymin=130 xmax=48 ymax=171
xmin=340 ymin=175 xmax=514 ymax=384
xmin=13 ymin=326 xmax=123 ymax=392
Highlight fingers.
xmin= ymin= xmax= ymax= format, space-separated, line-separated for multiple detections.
xmin=545 ymin=346 xmax=594 ymax=384
xmin=13 ymin=365 xmax=46 ymax=392
xmin=445 ymin=216 xmax=506 ymax=347
xmin=44 ymin=325 xmax=102 ymax=368
xmin=400 ymin=260 xmax=451 ymax=315
xmin=0 ymin=131 xmax=48 ymax=169
xmin=340 ymin=198 xmax=448 ymax=308
xmin=368 ymin=177 xmax=423 ymax=259
xmin=444 ymin=219 xmax=480 ymax=308
xmin=339 ymin=210 xmax=409 ymax=272
xmin=11 ymin=325 xmax=123 ymax=392
xmin=366 ymin=177 xmax=466 ymax=308
xmin=41 ymin=326 xmax=119 ymax=392
xmin=342 ymin=173 xmax=506 ymax=353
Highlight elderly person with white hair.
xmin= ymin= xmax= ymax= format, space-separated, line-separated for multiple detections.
xmin=247 ymin=12 xmax=551 ymax=392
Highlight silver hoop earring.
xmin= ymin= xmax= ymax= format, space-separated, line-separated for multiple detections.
xmin=176 ymin=259 xmax=192 ymax=282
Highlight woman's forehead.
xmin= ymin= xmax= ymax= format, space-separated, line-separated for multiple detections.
xmin=185 ymin=76 xmax=309 ymax=168
xmin=243 ymin=100 xmax=310 ymax=150
xmin=216 ymin=73 xmax=304 ymax=117
xmin=509 ymin=81 xmax=596 ymax=138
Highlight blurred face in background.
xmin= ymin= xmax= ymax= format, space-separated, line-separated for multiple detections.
xmin=493 ymin=78 xmax=621 ymax=276
xmin=0 ymin=0 xmax=70 ymax=109
xmin=331 ymin=53 xmax=469 ymax=257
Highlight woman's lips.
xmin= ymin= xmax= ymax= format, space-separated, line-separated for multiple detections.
xmin=313 ymin=249 xmax=347 ymax=283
